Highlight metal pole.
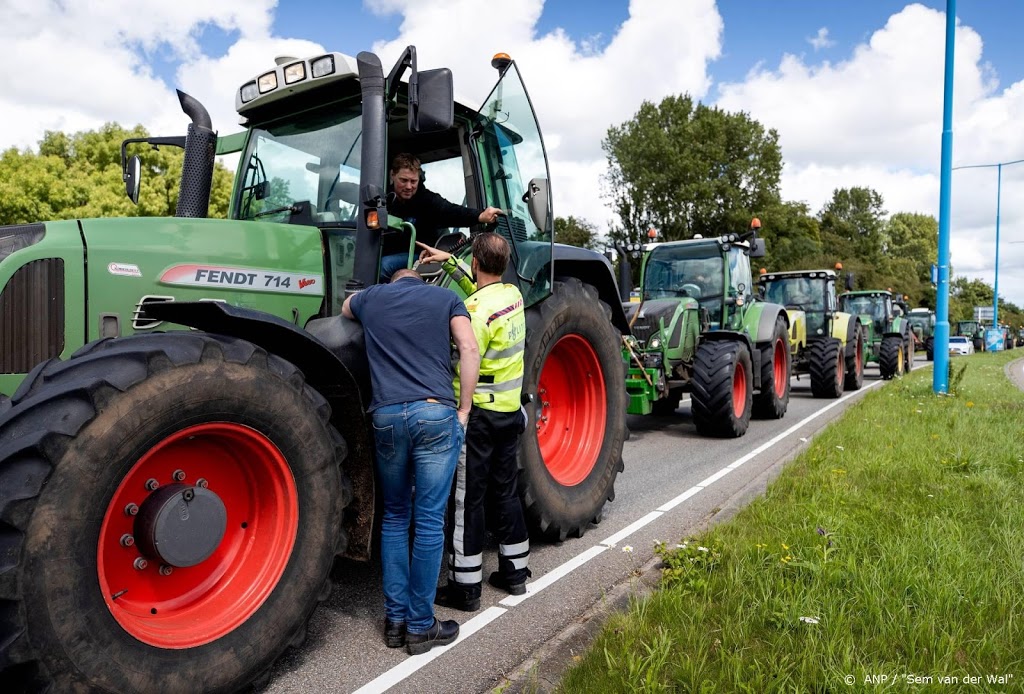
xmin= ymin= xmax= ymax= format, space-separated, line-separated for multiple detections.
xmin=993 ymin=163 xmax=1001 ymax=329
xmin=933 ymin=0 xmax=955 ymax=394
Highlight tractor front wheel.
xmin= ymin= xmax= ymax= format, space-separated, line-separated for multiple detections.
xmin=879 ymin=335 xmax=905 ymax=380
xmin=520 ymin=278 xmax=627 ymax=540
xmin=844 ymin=324 xmax=865 ymax=390
xmin=0 ymin=333 xmax=348 ymax=693
xmin=809 ymin=337 xmax=845 ymax=398
xmin=752 ymin=316 xmax=790 ymax=419
xmin=692 ymin=341 xmax=753 ymax=438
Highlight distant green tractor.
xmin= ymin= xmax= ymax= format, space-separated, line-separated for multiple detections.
xmin=955 ymin=320 xmax=985 ymax=353
xmin=837 ymin=290 xmax=913 ymax=379
xmin=618 ymin=222 xmax=792 ymax=438
xmin=756 ymin=268 xmax=864 ymax=398
xmin=907 ymin=307 xmax=936 ymax=361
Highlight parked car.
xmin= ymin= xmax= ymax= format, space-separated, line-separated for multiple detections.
xmin=949 ymin=335 xmax=974 ymax=356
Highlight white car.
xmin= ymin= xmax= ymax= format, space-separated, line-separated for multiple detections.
xmin=949 ymin=335 xmax=974 ymax=356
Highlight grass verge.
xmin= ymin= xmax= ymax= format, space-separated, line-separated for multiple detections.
xmin=559 ymin=353 xmax=1024 ymax=692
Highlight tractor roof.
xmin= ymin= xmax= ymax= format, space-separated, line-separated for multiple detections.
xmin=839 ymin=290 xmax=892 ymax=298
xmin=757 ymin=269 xmax=836 ymax=282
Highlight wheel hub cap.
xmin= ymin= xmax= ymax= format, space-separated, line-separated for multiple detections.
xmin=134 ymin=484 xmax=227 ymax=567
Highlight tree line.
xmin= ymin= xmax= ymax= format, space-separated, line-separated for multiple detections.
xmin=0 ymin=115 xmax=1020 ymax=329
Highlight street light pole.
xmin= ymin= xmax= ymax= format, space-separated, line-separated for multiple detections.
xmin=933 ymin=0 xmax=956 ymax=394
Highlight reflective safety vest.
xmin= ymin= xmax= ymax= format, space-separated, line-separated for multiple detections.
xmin=445 ymin=258 xmax=525 ymax=413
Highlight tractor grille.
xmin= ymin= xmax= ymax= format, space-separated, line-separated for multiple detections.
xmin=0 ymin=258 xmax=65 ymax=373
xmin=629 ymin=300 xmax=680 ymax=345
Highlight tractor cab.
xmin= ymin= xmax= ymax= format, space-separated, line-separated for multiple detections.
xmin=839 ymin=291 xmax=893 ymax=335
xmin=757 ymin=270 xmax=837 ymax=337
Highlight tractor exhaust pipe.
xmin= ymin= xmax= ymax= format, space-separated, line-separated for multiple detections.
xmin=175 ymin=90 xmax=217 ymax=218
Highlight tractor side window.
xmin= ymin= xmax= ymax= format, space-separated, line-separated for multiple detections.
xmin=727 ymin=248 xmax=751 ymax=301
xmin=420 ymin=156 xmax=470 ymax=240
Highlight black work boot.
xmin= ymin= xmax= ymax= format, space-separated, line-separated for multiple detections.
xmin=384 ymin=620 xmax=406 ymax=648
xmin=488 ymin=570 xmax=530 ymax=596
xmin=434 ymin=584 xmax=481 ymax=612
xmin=406 ymin=618 xmax=459 ymax=655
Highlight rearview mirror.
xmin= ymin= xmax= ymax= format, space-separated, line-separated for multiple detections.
xmin=410 ymin=68 xmax=454 ymax=133
xmin=523 ymin=178 xmax=550 ymax=234
xmin=748 ymin=238 xmax=766 ymax=257
xmin=845 ymin=273 xmax=855 ymax=291
xmin=124 ymin=155 xmax=141 ymax=205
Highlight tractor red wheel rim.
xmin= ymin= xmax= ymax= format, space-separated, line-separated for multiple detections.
xmin=97 ymin=422 xmax=298 ymax=649
xmin=733 ymin=359 xmax=748 ymax=417
xmin=836 ymin=344 xmax=844 ymax=383
xmin=537 ymin=334 xmax=607 ymax=486
xmin=772 ymin=338 xmax=787 ymax=398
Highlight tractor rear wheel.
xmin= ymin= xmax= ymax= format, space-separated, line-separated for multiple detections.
xmin=692 ymin=341 xmax=753 ymax=438
xmin=809 ymin=337 xmax=845 ymax=398
xmin=520 ymin=278 xmax=626 ymax=540
xmin=844 ymin=324 xmax=865 ymax=391
xmin=926 ymin=336 xmax=934 ymax=362
xmin=879 ymin=335 xmax=905 ymax=379
xmin=752 ymin=316 xmax=790 ymax=419
xmin=903 ymin=334 xmax=914 ymax=372
xmin=0 ymin=333 xmax=348 ymax=693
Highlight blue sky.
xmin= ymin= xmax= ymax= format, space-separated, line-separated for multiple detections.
xmin=3 ymin=1 xmax=1024 ymax=303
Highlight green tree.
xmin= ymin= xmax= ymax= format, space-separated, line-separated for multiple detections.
xmin=757 ymin=201 xmax=823 ymax=271
xmin=554 ymin=215 xmax=600 ymax=249
xmin=818 ymin=187 xmax=888 ymax=288
xmin=883 ymin=212 xmax=938 ymax=307
xmin=602 ymin=94 xmax=783 ymax=246
xmin=0 ymin=123 xmax=233 ymax=225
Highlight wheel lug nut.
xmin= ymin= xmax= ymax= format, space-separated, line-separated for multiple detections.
xmin=124 ymin=503 xmax=139 ymax=516
xmin=120 ymin=534 xmax=135 ymax=547
xmin=133 ymin=557 xmax=148 ymax=570
xmin=145 ymin=478 xmax=159 ymax=491
xmin=159 ymin=564 xmax=173 ymax=576
xmin=196 ymin=478 xmax=208 ymax=489
xmin=172 ymin=469 xmax=186 ymax=482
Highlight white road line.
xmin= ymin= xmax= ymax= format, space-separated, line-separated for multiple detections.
xmin=352 ymin=607 xmax=507 ymax=694
xmin=358 ymin=377 xmax=887 ymax=691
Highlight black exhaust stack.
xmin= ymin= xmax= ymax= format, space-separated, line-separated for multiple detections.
xmin=175 ymin=90 xmax=217 ymax=218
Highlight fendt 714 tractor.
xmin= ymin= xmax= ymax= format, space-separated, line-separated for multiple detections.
xmin=837 ymin=290 xmax=913 ymax=379
xmin=0 ymin=48 xmax=629 ymax=692
xmin=618 ymin=222 xmax=792 ymax=438
xmin=756 ymin=267 xmax=865 ymax=398
xmin=907 ymin=307 xmax=936 ymax=361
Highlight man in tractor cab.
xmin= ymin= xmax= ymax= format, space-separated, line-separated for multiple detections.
xmin=380 ymin=153 xmax=505 ymax=281
xmin=417 ymin=233 xmax=532 ymax=611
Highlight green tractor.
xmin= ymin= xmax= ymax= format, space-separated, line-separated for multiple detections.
xmin=618 ymin=222 xmax=792 ymax=438
xmin=0 ymin=48 xmax=630 ymax=692
xmin=907 ymin=307 xmax=936 ymax=361
xmin=837 ymin=290 xmax=913 ymax=379
xmin=756 ymin=267 xmax=865 ymax=398
xmin=955 ymin=320 xmax=985 ymax=353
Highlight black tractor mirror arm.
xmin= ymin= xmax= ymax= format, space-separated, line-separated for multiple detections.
xmin=386 ymin=45 xmax=417 ymax=107
xmin=119 ymin=136 xmax=187 ymax=174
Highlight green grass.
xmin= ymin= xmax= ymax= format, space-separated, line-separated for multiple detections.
xmin=559 ymin=352 xmax=1024 ymax=693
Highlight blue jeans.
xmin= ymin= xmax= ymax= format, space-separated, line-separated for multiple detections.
xmin=373 ymin=401 xmax=464 ymax=633
xmin=380 ymin=253 xmax=409 ymax=282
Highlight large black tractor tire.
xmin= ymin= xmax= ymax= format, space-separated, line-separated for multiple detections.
xmin=651 ymin=388 xmax=683 ymax=416
xmin=809 ymin=337 xmax=845 ymax=398
xmin=519 ymin=278 xmax=627 ymax=541
xmin=879 ymin=335 xmax=906 ymax=380
xmin=752 ymin=316 xmax=790 ymax=419
xmin=691 ymin=341 xmax=753 ymax=438
xmin=0 ymin=333 xmax=349 ymax=693
xmin=844 ymin=324 xmax=865 ymax=391
xmin=926 ymin=336 xmax=934 ymax=362
xmin=903 ymin=332 xmax=914 ymax=373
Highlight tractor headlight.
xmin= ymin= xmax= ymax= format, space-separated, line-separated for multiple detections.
xmin=240 ymin=81 xmax=259 ymax=103
xmin=649 ymin=336 xmax=662 ymax=350
xmin=258 ymin=71 xmax=278 ymax=93
xmin=284 ymin=61 xmax=306 ymax=84
xmin=311 ymin=55 xmax=335 ymax=78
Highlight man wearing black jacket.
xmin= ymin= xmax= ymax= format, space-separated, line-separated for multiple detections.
xmin=380 ymin=153 xmax=504 ymax=281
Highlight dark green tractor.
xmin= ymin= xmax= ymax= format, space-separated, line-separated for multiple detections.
xmin=619 ymin=223 xmax=792 ymax=438
xmin=837 ymin=290 xmax=913 ymax=379
xmin=955 ymin=320 xmax=985 ymax=353
xmin=907 ymin=308 xmax=936 ymax=361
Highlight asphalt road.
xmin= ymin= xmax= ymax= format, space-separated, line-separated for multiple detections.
xmin=263 ymin=357 xmax=927 ymax=694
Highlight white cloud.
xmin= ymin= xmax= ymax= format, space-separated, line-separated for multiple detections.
xmin=808 ymin=27 xmax=835 ymax=52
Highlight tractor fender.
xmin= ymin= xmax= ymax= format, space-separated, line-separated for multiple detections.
xmin=885 ymin=316 xmax=909 ymax=340
xmin=553 ymin=244 xmax=630 ymax=334
xmin=143 ymin=300 xmax=376 ymax=562
xmin=786 ymin=309 xmax=807 ymax=352
xmin=750 ymin=301 xmax=790 ymax=343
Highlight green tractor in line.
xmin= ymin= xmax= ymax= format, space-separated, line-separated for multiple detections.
xmin=955 ymin=320 xmax=985 ymax=353
xmin=907 ymin=307 xmax=936 ymax=361
xmin=617 ymin=221 xmax=793 ymax=438
xmin=755 ymin=266 xmax=865 ymax=398
xmin=837 ymin=290 xmax=913 ymax=379
xmin=0 ymin=48 xmax=630 ymax=692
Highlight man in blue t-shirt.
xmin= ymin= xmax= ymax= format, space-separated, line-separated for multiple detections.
xmin=343 ymin=268 xmax=480 ymax=655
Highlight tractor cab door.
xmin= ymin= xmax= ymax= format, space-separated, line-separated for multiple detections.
xmin=472 ymin=61 xmax=553 ymax=307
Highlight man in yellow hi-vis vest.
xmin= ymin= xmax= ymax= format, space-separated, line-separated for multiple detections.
xmin=417 ymin=233 xmax=530 ymax=611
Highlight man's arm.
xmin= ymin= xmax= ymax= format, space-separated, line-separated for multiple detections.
xmin=450 ymin=315 xmax=480 ymax=427
xmin=421 ymin=188 xmax=503 ymax=228
xmin=417 ymin=241 xmax=476 ymax=294
xmin=342 ymin=293 xmax=357 ymax=320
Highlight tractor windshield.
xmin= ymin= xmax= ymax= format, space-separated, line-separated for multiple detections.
xmin=840 ymin=294 xmax=888 ymax=333
xmin=763 ymin=276 xmax=828 ymax=334
xmin=644 ymin=245 xmax=724 ymax=326
xmin=234 ymin=101 xmax=363 ymax=224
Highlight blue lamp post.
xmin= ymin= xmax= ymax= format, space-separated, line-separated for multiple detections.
xmin=952 ymin=158 xmax=1024 ymax=332
xmin=933 ymin=0 xmax=956 ymax=394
